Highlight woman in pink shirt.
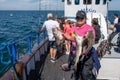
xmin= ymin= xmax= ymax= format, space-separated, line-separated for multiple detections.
xmin=61 ymin=11 xmax=96 ymax=80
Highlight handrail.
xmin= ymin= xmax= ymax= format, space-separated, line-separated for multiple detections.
xmin=0 ymin=29 xmax=48 ymax=78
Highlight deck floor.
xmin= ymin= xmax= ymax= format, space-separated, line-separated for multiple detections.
xmin=28 ymin=47 xmax=120 ymax=80
xmin=40 ymin=53 xmax=74 ymax=80
xmin=29 ymin=52 xmax=75 ymax=80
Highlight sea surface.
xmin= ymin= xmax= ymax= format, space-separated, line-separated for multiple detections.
xmin=0 ymin=10 xmax=120 ymax=45
xmin=108 ymin=10 xmax=120 ymax=23
xmin=0 ymin=10 xmax=64 ymax=44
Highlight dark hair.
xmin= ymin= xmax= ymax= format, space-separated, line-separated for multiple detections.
xmin=92 ymin=18 xmax=99 ymax=25
xmin=113 ymin=13 xmax=118 ymax=17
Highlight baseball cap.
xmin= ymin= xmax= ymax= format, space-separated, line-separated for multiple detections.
xmin=76 ymin=11 xmax=86 ymax=20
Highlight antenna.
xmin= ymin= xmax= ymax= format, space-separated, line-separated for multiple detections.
xmin=56 ymin=0 xmax=58 ymax=16
xmin=39 ymin=0 xmax=41 ymax=11
xmin=86 ymin=0 xmax=88 ymax=12
xmin=38 ymin=0 xmax=42 ymax=26
xmin=107 ymin=0 xmax=109 ymax=19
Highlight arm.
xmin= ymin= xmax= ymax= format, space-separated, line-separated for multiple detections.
xmin=39 ymin=27 xmax=46 ymax=32
xmin=39 ymin=22 xmax=46 ymax=32
xmin=62 ymin=33 xmax=71 ymax=40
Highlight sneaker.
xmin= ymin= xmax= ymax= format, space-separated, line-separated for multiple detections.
xmin=50 ymin=58 xmax=56 ymax=63
xmin=66 ymin=51 xmax=70 ymax=55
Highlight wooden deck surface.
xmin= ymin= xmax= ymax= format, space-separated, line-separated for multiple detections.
xmin=28 ymin=52 xmax=75 ymax=80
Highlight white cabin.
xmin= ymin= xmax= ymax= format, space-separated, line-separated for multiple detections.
xmin=64 ymin=0 xmax=108 ymax=18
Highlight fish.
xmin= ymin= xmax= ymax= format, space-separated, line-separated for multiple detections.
xmin=82 ymin=30 xmax=95 ymax=55
xmin=74 ymin=30 xmax=95 ymax=67
xmin=74 ymin=33 xmax=84 ymax=67
xmin=52 ymin=28 xmax=64 ymax=47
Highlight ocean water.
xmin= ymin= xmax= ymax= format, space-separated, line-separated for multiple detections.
xmin=0 ymin=10 xmax=64 ymax=44
xmin=0 ymin=10 xmax=120 ymax=44
xmin=108 ymin=10 xmax=120 ymax=23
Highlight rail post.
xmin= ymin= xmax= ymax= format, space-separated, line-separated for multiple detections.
xmin=27 ymin=36 xmax=32 ymax=54
xmin=11 ymin=43 xmax=17 ymax=64
xmin=36 ymin=32 xmax=40 ymax=46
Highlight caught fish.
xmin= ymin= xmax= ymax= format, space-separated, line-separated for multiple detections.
xmin=74 ymin=33 xmax=84 ymax=67
xmin=82 ymin=30 xmax=95 ymax=55
xmin=74 ymin=30 xmax=95 ymax=67
xmin=52 ymin=28 xmax=64 ymax=46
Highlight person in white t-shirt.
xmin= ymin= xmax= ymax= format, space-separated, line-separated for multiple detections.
xmin=40 ymin=13 xmax=59 ymax=63
xmin=113 ymin=13 xmax=118 ymax=25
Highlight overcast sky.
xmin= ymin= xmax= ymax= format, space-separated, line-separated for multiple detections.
xmin=0 ymin=0 xmax=64 ymax=10
xmin=0 ymin=0 xmax=119 ymax=10
xmin=109 ymin=0 xmax=120 ymax=10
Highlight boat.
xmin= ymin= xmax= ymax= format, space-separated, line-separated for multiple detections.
xmin=0 ymin=0 xmax=120 ymax=80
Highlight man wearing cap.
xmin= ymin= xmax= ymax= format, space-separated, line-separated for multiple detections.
xmin=61 ymin=11 xmax=96 ymax=80
xmin=40 ymin=13 xmax=59 ymax=63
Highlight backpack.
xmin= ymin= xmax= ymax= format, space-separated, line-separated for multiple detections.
xmin=94 ymin=25 xmax=101 ymax=43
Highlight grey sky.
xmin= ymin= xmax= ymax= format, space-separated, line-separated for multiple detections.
xmin=0 ymin=0 xmax=119 ymax=10
xmin=109 ymin=0 xmax=120 ymax=10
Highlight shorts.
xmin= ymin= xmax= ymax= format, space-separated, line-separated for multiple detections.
xmin=49 ymin=41 xmax=57 ymax=49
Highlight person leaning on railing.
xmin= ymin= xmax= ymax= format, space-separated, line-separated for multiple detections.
xmin=40 ymin=13 xmax=60 ymax=63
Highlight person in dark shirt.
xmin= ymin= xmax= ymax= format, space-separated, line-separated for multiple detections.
xmin=114 ymin=18 xmax=120 ymax=32
xmin=92 ymin=18 xmax=101 ymax=43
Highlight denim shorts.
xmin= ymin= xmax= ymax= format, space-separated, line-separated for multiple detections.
xmin=49 ymin=41 xmax=57 ymax=49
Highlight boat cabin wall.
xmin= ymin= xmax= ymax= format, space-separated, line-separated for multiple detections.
xmin=64 ymin=0 xmax=108 ymax=18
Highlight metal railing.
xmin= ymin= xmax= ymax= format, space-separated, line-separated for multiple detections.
xmin=0 ymin=29 xmax=48 ymax=78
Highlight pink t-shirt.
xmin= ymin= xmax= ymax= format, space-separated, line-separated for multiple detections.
xmin=70 ymin=24 xmax=95 ymax=54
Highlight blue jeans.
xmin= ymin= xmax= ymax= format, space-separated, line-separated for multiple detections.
xmin=68 ymin=46 xmax=76 ymax=68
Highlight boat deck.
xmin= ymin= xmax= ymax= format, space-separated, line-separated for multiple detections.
xmin=29 ymin=52 xmax=75 ymax=80
xmin=97 ymin=47 xmax=120 ymax=80
xmin=28 ymin=47 xmax=120 ymax=80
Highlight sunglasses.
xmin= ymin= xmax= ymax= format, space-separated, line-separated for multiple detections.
xmin=76 ymin=16 xmax=84 ymax=21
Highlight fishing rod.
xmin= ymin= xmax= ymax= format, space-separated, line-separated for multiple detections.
xmin=38 ymin=0 xmax=41 ymax=26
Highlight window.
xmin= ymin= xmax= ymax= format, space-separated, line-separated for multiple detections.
xmin=83 ymin=0 xmax=92 ymax=4
xmin=62 ymin=0 xmax=64 ymax=2
xmin=67 ymin=0 xmax=72 ymax=5
xmin=95 ymin=0 xmax=100 ymax=5
xmin=103 ymin=0 xmax=107 ymax=4
xmin=75 ymin=0 xmax=80 ymax=5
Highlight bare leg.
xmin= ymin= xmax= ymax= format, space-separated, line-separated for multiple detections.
xmin=65 ymin=40 xmax=68 ymax=52
xmin=65 ymin=40 xmax=70 ymax=54
xmin=53 ymin=49 xmax=57 ymax=59
xmin=50 ymin=48 xmax=54 ymax=58
xmin=68 ymin=42 xmax=70 ymax=52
